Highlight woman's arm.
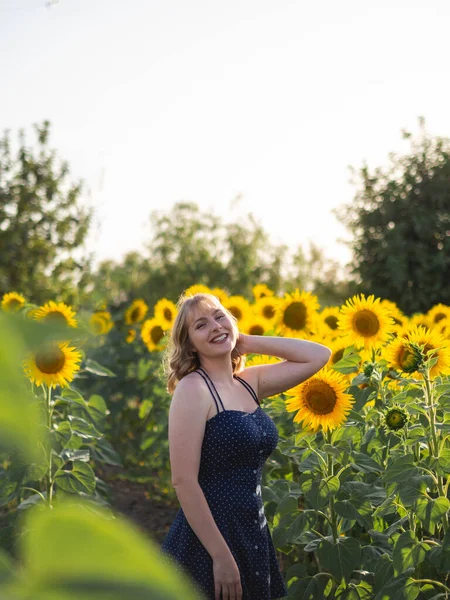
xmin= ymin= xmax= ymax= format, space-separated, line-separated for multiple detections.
xmin=237 ymin=333 xmax=331 ymax=400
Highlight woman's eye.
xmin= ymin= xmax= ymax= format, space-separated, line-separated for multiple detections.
xmin=217 ymin=315 xmax=224 ymax=320
xmin=197 ymin=323 xmax=205 ymax=329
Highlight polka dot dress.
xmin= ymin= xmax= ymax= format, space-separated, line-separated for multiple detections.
xmin=160 ymin=368 xmax=288 ymax=600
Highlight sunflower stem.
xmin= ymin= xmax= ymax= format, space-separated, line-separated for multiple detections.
xmin=423 ymin=370 xmax=448 ymax=533
xmin=326 ymin=429 xmax=339 ymax=544
xmin=45 ymin=384 xmax=54 ymax=508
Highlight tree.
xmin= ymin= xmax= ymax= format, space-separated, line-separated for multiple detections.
xmin=0 ymin=121 xmax=93 ymax=304
xmin=335 ymin=119 xmax=450 ymax=315
xmin=88 ymin=201 xmax=350 ymax=309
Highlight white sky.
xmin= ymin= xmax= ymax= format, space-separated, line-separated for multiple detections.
xmin=2 ymin=0 xmax=450 ymax=269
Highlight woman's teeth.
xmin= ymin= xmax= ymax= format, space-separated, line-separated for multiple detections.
xmin=211 ymin=334 xmax=227 ymax=343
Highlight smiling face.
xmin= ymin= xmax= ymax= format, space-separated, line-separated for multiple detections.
xmin=187 ymin=298 xmax=237 ymax=359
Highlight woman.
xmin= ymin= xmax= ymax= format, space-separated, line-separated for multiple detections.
xmin=160 ymin=292 xmax=331 ymax=600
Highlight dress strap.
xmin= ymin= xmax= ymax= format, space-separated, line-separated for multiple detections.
xmin=195 ymin=368 xmax=225 ymax=415
xmin=234 ymin=375 xmax=260 ymax=406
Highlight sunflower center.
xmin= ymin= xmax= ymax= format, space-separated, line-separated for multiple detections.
xmin=304 ymin=381 xmax=337 ymax=415
xmin=35 ymin=344 xmax=66 ymax=374
xmin=151 ymin=325 xmax=164 ymax=345
xmin=164 ymin=308 xmax=173 ymax=321
xmin=249 ymin=324 xmax=265 ymax=336
xmin=7 ymin=299 xmax=22 ymax=311
xmin=352 ymin=310 xmax=379 ymax=337
xmin=130 ymin=308 xmax=141 ymax=322
xmin=262 ymin=305 xmax=275 ymax=319
xmin=284 ymin=302 xmax=307 ymax=331
xmin=325 ymin=315 xmax=339 ymax=330
xmin=385 ymin=408 xmax=407 ymax=430
xmin=229 ymin=306 xmax=242 ymax=320
xmin=43 ymin=311 xmax=68 ymax=326
xmin=332 ymin=348 xmax=345 ymax=364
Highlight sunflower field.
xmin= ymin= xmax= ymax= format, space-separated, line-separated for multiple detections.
xmin=2 ymin=285 xmax=450 ymax=599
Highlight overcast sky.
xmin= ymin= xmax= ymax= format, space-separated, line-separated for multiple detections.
xmin=2 ymin=0 xmax=450 ymax=268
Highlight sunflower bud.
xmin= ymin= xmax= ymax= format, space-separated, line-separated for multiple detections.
xmin=400 ymin=342 xmax=425 ymax=373
xmin=363 ymin=362 xmax=376 ymax=378
xmin=383 ymin=406 xmax=408 ymax=431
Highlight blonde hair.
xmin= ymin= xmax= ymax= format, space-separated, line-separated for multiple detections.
xmin=163 ymin=293 xmax=245 ymax=393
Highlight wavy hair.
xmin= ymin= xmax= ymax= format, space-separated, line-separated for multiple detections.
xmin=163 ymin=293 xmax=245 ymax=393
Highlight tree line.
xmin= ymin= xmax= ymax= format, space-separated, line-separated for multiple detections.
xmin=1 ymin=119 xmax=449 ymax=315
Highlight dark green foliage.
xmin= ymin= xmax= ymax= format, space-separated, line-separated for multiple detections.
xmin=336 ymin=118 xmax=450 ymax=314
xmin=0 ymin=121 xmax=93 ymax=304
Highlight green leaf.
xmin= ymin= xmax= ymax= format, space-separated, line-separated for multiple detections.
xmin=415 ymin=497 xmax=450 ymax=535
xmin=0 ymin=314 xmax=45 ymax=461
xmin=317 ymin=537 xmax=361 ymax=583
xmin=302 ymin=475 xmax=340 ymax=509
xmin=68 ymin=416 xmax=102 ymax=440
xmin=54 ymin=461 xmax=96 ymax=494
xmin=384 ymin=455 xmax=419 ymax=484
xmin=373 ymin=554 xmax=393 ymax=594
xmin=52 ymin=421 xmax=72 ymax=449
xmin=351 ymin=451 xmax=383 ymax=475
xmin=273 ymin=509 xmax=317 ymax=547
xmin=0 ymin=547 xmax=14 ymax=584
xmin=398 ymin=475 xmax=431 ymax=507
xmin=83 ymin=359 xmax=116 ymax=377
xmin=15 ymin=500 xmax=199 ymax=599
xmin=291 ymin=573 xmax=333 ymax=600
xmin=393 ymin=531 xmax=428 ymax=576
xmin=336 ymin=581 xmax=373 ymax=599
xmin=89 ymin=437 xmax=123 ymax=467
xmin=333 ymin=353 xmax=361 ymax=374
xmin=374 ymin=571 xmax=419 ymax=600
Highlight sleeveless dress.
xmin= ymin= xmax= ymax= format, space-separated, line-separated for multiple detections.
xmin=160 ymin=368 xmax=288 ymax=600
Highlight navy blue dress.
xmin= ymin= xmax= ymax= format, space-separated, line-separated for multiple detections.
xmin=160 ymin=368 xmax=288 ymax=600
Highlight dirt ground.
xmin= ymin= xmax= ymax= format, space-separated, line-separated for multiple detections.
xmin=96 ymin=464 xmax=179 ymax=546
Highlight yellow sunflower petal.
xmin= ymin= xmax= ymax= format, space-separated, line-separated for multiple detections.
xmin=1 ymin=292 xmax=26 ymax=313
xmin=33 ymin=300 xmax=78 ymax=328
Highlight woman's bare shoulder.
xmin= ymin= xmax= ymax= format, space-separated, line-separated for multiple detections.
xmin=170 ymin=371 xmax=210 ymax=416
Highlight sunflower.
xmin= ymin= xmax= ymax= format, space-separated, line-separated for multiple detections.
xmin=252 ymin=284 xmax=274 ymax=301
xmin=275 ymin=289 xmax=320 ymax=338
xmin=407 ymin=313 xmax=430 ymax=331
xmin=141 ymin=318 xmax=167 ymax=352
xmin=23 ymin=341 xmax=83 ymax=388
xmin=184 ymin=284 xmax=212 ymax=297
xmin=89 ymin=311 xmax=114 ymax=335
xmin=223 ymin=295 xmax=251 ymax=323
xmin=380 ymin=299 xmax=407 ymax=330
xmin=427 ymin=304 xmax=450 ymax=327
xmin=124 ymin=299 xmax=148 ymax=325
xmin=33 ymin=300 xmax=78 ymax=328
xmin=338 ymin=294 xmax=395 ymax=350
xmin=253 ymin=296 xmax=280 ymax=325
xmin=154 ymin=298 xmax=177 ymax=329
xmin=436 ymin=319 xmax=450 ymax=340
xmin=1 ymin=292 xmax=26 ymax=313
xmin=318 ymin=306 xmax=341 ymax=337
xmin=285 ymin=368 xmax=354 ymax=432
xmin=385 ymin=325 xmax=450 ymax=379
xmin=245 ymin=354 xmax=281 ymax=367
xmin=126 ymin=328 xmax=136 ymax=343
xmin=328 ymin=338 xmax=354 ymax=368
xmin=210 ymin=287 xmax=228 ymax=304
xmin=383 ymin=406 xmax=409 ymax=431
xmin=242 ymin=316 xmax=268 ymax=337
